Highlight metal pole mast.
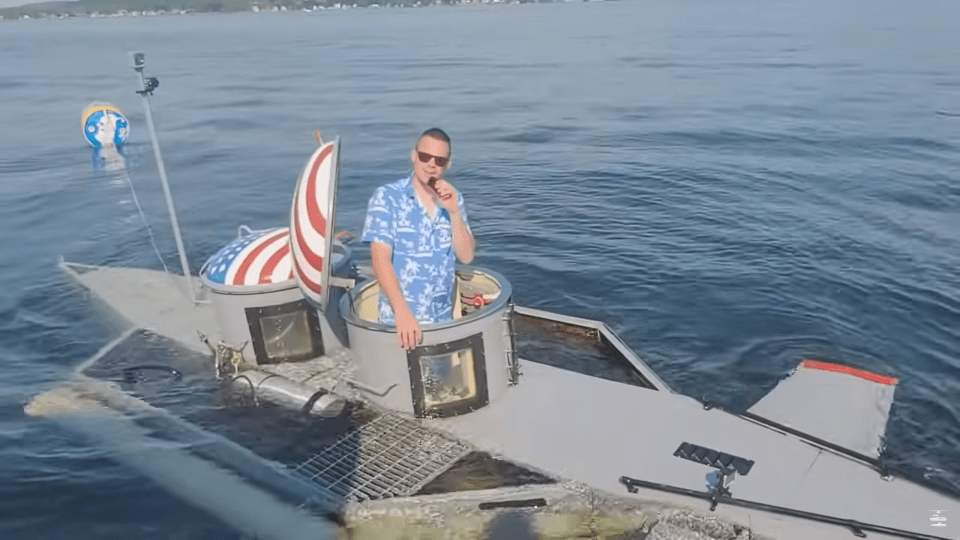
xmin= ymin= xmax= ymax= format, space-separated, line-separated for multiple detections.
xmin=130 ymin=52 xmax=196 ymax=303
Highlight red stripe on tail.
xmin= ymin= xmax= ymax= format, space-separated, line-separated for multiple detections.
xmin=800 ymin=360 xmax=898 ymax=386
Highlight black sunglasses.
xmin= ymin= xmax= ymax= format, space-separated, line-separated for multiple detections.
xmin=416 ymin=150 xmax=449 ymax=167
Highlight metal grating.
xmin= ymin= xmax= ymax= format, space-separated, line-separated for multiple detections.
xmin=292 ymin=410 xmax=472 ymax=501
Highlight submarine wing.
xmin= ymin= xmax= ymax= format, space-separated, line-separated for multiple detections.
xmin=747 ymin=360 xmax=897 ymax=460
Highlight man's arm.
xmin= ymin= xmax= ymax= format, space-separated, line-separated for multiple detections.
xmin=434 ymin=181 xmax=475 ymax=263
xmin=449 ymin=205 xmax=475 ymax=264
xmin=370 ymin=242 xmax=421 ymax=350
xmin=362 ymin=186 xmax=421 ymax=350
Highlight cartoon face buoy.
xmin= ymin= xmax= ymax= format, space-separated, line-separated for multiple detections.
xmin=81 ymin=102 xmax=129 ymax=149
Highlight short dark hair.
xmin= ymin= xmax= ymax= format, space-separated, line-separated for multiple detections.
xmin=417 ymin=128 xmax=451 ymax=155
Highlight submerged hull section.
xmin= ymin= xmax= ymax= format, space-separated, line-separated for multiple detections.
xmin=26 ymin=383 xmax=338 ymax=540
xmin=59 ymin=261 xmax=219 ymax=353
xmin=38 ymin=261 xmax=959 ymax=540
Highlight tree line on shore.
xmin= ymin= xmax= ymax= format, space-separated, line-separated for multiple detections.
xmin=1 ymin=0 xmax=547 ymax=20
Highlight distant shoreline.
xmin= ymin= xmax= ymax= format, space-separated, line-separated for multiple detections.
xmin=0 ymin=0 xmax=593 ymax=22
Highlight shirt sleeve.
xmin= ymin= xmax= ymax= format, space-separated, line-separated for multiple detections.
xmin=361 ymin=186 xmax=394 ymax=247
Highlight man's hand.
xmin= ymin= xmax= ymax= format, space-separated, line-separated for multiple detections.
xmin=428 ymin=178 xmax=475 ymax=264
xmin=431 ymin=178 xmax=460 ymax=215
xmin=394 ymin=308 xmax=422 ymax=350
xmin=371 ymin=241 xmax=425 ymax=349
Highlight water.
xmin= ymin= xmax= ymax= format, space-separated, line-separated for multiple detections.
xmin=1 ymin=1 xmax=959 ymax=537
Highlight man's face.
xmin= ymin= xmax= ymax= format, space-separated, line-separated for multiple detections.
xmin=411 ymin=135 xmax=450 ymax=184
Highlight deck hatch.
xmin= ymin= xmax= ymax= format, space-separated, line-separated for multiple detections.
xmin=291 ymin=410 xmax=472 ymax=501
xmin=673 ymin=442 xmax=754 ymax=476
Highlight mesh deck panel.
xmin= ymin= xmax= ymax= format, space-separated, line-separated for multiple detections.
xmin=292 ymin=409 xmax=472 ymax=501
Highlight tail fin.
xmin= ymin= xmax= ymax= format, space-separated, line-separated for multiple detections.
xmin=748 ymin=360 xmax=898 ymax=459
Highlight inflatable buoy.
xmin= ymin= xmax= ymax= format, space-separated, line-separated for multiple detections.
xmin=81 ymin=101 xmax=129 ymax=148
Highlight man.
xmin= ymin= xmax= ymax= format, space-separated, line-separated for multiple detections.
xmin=361 ymin=128 xmax=476 ymax=350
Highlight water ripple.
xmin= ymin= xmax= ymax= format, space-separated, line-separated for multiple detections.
xmin=1 ymin=3 xmax=959 ymax=536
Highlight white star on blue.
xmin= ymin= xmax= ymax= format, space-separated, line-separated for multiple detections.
xmin=202 ymin=232 xmax=264 ymax=284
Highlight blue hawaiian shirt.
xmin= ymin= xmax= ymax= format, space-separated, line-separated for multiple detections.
xmin=362 ymin=175 xmax=471 ymax=325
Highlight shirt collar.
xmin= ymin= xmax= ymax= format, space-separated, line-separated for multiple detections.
xmin=404 ymin=174 xmax=446 ymax=224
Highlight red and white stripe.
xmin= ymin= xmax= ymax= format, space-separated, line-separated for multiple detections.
xmin=226 ymin=228 xmax=294 ymax=286
xmin=290 ymin=141 xmax=336 ymax=307
xmin=800 ymin=360 xmax=898 ymax=386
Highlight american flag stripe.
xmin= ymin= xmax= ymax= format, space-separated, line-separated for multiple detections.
xmin=291 ymin=141 xmax=335 ymax=305
xmin=292 ymin=253 xmax=323 ymax=297
xmin=260 ymin=242 xmax=292 ymax=285
xmin=305 ymin=144 xmax=332 ymax=236
xmin=244 ymin=231 xmax=290 ymax=283
xmin=203 ymin=227 xmax=295 ymax=287
xmin=293 ymin=201 xmax=325 ymax=275
xmin=292 ymin=198 xmax=325 ymax=294
xmin=230 ymin=229 xmax=290 ymax=285
xmin=274 ymin=257 xmax=294 ymax=284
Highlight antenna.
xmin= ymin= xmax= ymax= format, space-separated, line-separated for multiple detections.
xmin=130 ymin=52 xmax=197 ymax=303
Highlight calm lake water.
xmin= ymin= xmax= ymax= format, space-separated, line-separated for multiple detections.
xmin=1 ymin=1 xmax=958 ymax=538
